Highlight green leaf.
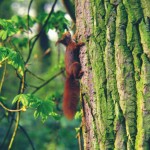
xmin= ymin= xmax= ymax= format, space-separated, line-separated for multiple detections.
xmin=34 ymin=111 xmax=39 ymax=119
xmin=20 ymin=94 xmax=28 ymax=106
xmin=74 ymin=111 xmax=82 ymax=119
xmin=12 ymin=94 xmax=58 ymax=121
xmin=12 ymin=94 xmax=28 ymax=106
xmin=37 ymin=11 xmax=69 ymax=34
xmin=12 ymin=95 xmax=20 ymax=104
xmin=0 ymin=18 xmax=18 ymax=40
xmin=12 ymin=37 xmax=28 ymax=48
xmin=12 ymin=15 xmax=35 ymax=29
xmin=75 ymin=127 xmax=80 ymax=133
xmin=0 ymin=30 xmax=7 ymax=40
xmin=0 ymin=96 xmax=7 ymax=102
xmin=50 ymin=112 xmax=60 ymax=120
xmin=11 ymin=15 xmax=27 ymax=29
xmin=34 ymin=97 xmax=55 ymax=122
xmin=26 ymin=94 xmax=42 ymax=108
xmin=0 ymin=47 xmax=24 ymax=76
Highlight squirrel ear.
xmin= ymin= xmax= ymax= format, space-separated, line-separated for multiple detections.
xmin=56 ymin=31 xmax=72 ymax=46
xmin=66 ymin=31 xmax=71 ymax=37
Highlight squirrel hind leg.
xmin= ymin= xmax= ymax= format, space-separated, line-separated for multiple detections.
xmin=77 ymin=42 xmax=85 ymax=48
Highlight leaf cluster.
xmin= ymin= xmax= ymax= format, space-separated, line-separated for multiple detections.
xmin=0 ymin=47 xmax=24 ymax=76
xmin=0 ymin=11 xmax=68 ymax=121
xmin=37 ymin=11 xmax=69 ymax=36
xmin=0 ymin=1 xmax=79 ymax=149
xmin=12 ymin=94 xmax=59 ymax=122
xmin=0 ymin=18 xmax=18 ymax=40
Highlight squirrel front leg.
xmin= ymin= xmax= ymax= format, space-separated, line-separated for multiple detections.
xmin=76 ymin=42 xmax=85 ymax=48
xmin=72 ymin=31 xmax=85 ymax=48
xmin=69 ymin=62 xmax=83 ymax=79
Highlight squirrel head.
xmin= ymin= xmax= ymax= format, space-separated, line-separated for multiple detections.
xmin=56 ymin=31 xmax=72 ymax=46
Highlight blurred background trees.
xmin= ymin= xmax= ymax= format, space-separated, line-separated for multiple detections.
xmin=0 ymin=0 xmax=80 ymax=149
xmin=76 ymin=0 xmax=150 ymax=149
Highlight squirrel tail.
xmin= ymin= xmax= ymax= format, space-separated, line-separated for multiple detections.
xmin=63 ymin=77 xmax=80 ymax=120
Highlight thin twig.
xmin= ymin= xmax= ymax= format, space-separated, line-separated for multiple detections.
xmin=16 ymin=71 xmax=39 ymax=89
xmin=27 ymin=0 xmax=34 ymax=32
xmin=26 ymin=84 xmax=38 ymax=88
xmin=0 ymin=113 xmax=35 ymax=150
xmin=0 ymin=116 xmax=14 ymax=149
xmin=32 ymin=69 xmax=64 ymax=94
xmin=8 ymin=103 xmax=20 ymax=150
xmin=0 ymin=113 xmax=5 ymax=121
xmin=0 ymin=61 xmax=7 ymax=93
xmin=18 ymin=125 xmax=35 ymax=150
xmin=0 ymin=102 xmax=24 ymax=112
xmin=77 ymin=133 xmax=82 ymax=150
xmin=26 ymin=69 xmax=45 ymax=81
xmin=8 ymin=75 xmax=25 ymax=149
xmin=26 ymin=0 xmax=58 ymax=64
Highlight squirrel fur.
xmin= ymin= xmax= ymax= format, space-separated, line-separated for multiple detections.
xmin=56 ymin=32 xmax=84 ymax=119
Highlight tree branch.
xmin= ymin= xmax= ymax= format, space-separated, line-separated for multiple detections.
xmin=32 ymin=69 xmax=64 ymax=94
xmin=9 ymin=75 xmax=25 ymax=149
xmin=25 ymin=0 xmax=58 ymax=64
xmin=27 ymin=0 xmax=34 ymax=31
xmin=0 ymin=113 xmax=35 ymax=150
xmin=8 ymin=103 xmax=20 ymax=150
xmin=18 ymin=124 xmax=35 ymax=150
xmin=0 ymin=61 xmax=6 ymax=93
xmin=26 ymin=68 xmax=45 ymax=81
xmin=0 ymin=102 xmax=24 ymax=112
xmin=0 ymin=116 xmax=14 ymax=149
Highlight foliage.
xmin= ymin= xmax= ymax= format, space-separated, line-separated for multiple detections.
xmin=0 ymin=18 xmax=18 ymax=40
xmin=0 ymin=47 xmax=24 ymax=75
xmin=0 ymin=13 xmax=64 ymax=121
xmin=37 ymin=10 xmax=69 ymax=36
xmin=12 ymin=94 xmax=59 ymax=122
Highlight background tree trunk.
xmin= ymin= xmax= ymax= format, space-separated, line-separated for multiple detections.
xmin=75 ymin=0 xmax=150 ymax=149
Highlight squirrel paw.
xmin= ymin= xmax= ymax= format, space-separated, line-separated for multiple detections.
xmin=78 ymin=71 xmax=84 ymax=79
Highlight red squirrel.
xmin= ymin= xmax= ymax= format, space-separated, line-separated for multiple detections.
xmin=56 ymin=32 xmax=84 ymax=119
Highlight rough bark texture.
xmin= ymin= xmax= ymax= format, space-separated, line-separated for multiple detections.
xmin=75 ymin=0 xmax=150 ymax=149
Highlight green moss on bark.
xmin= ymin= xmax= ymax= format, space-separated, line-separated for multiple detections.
xmin=136 ymin=54 xmax=150 ymax=149
xmin=129 ymin=24 xmax=143 ymax=150
xmin=89 ymin=37 xmax=107 ymax=149
xmin=141 ymin=54 xmax=150 ymax=149
xmin=140 ymin=0 xmax=150 ymax=17
xmin=139 ymin=20 xmax=150 ymax=59
xmin=123 ymin=0 xmax=143 ymax=23
xmin=115 ymin=2 xmax=137 ymax=149
xmin=89 ymin=0 xmax=108 ymax=149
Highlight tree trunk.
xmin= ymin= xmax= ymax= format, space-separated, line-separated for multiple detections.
xmin=75 ymin=0 xmax=150 ymax=149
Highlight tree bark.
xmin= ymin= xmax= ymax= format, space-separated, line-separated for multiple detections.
xmin=75 ymin=0 xmax=150 ymax=149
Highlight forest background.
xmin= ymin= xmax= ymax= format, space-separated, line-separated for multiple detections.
xmin=0 ymin=0 xmax=79 ymax=150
